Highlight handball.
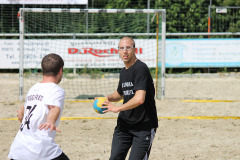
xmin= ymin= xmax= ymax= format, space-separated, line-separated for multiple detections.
xmin=93 ymin=97 xmax=107 ymax=114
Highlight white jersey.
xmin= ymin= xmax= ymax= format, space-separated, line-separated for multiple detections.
xmin=8 ymin=83 xmax=65 ymax=160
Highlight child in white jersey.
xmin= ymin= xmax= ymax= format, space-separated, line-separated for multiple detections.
xmin=8 ymin=53 xmax=69 ymax=160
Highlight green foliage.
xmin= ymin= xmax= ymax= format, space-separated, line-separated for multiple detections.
xmin=168 ymin=68 xmax=173 ymax=74
xmin=149 ymin=68 xmax=156 ymax=78
xmin=63 ymin=69 xmax=75 ymax=79
xmin=89 ymin=69 xmax=104 ymax=79
xmin=105 ymin=0 xmax=131 ymax=9
xmin=183 ymin=68 xmax=193 ymax=74
xmin=218 ymin=67 xmax=228 ymax=73
xmin=223 ymin=0 xmax=240 ymax=6
xmin=0 ymin=21 xmax=3 ymax=32
xmin=155 ymin=0 xmax=210 ymax=35
xmin=1 ymin=1 xmax=240 ymax=37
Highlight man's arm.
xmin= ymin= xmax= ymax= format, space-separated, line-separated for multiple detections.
xmin=17 ymin=105 xmax=24 ymax=123
xmin=107 ymin=91 xmax=123 ymax=102
xmin=104 ymin=90 xmax=146 ymax=113
xmin=38 ymin=105 xmax=61 ymax=132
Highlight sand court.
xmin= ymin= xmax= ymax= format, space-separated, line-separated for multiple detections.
xmin=1 ymin=73 xmax=240 ymax=159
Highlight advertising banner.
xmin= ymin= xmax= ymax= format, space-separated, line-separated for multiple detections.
xmin=1 ymin=38 xmax=240 ymax=69
xmin=166 ymin=39 xmax=240 ymax=67
xmin=0 ymin=39 xmax=156 ymax=69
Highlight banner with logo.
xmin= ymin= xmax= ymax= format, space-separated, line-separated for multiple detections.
xmin=0 ymin=39 xmax=156 ymax=69
xmin=165 ymin=38 xmax=240 ymax=67
xmin=1 ymin=38 xmax=240 ymax=69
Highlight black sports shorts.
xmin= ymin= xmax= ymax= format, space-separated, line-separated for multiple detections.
xmin=110 ymin=126 xmax=157 ymax=160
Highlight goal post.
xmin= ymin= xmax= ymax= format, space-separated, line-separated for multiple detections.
xmin=18 ymin=8 xmax=166 ymax=101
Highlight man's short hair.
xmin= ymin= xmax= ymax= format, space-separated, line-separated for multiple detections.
xmin=41 ymin=53 xmax=64 ymax=76
xmin=119 ymin=37 xmax=135 ymax=48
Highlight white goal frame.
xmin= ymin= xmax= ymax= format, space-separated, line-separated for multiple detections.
xmin=18 ymin=8 xmax=166 ymax=101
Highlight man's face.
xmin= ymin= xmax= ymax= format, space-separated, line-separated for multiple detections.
xmin=118 ymin=38 xmax=135 ymax=63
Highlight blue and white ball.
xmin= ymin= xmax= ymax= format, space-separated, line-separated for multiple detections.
xmin=93 ymin=97 xmax=107 ymax=114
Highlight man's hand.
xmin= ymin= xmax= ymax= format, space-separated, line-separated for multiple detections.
xmin=38 ymin=122 xmax=61 ymax=132
xmin=93 ymin=96 xmax=109 ymax=106
xmin=38 ymin=105 xmax=61 ymax=132
xmin=103 ymin=90 xmax=146 ymax=113
xmin=102 ymin=101 xmax=121 ymax=113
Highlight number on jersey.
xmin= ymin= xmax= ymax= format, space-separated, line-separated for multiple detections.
xmin=20 ymin=105 xmax=37 ymax=131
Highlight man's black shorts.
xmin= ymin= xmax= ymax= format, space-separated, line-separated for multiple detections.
xmin=110 ymin=126 xmax=157 ymax=160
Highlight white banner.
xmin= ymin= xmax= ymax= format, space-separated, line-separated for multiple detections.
xmin=2 ymin=39 xmax=240 ymax=69
xmin=1 ymin=0 xmax=88 ymax=5
xmin=166 ymin=39 xmax=240 ymax=67
xmin=0 ymin=39 xmax=157 ymax=69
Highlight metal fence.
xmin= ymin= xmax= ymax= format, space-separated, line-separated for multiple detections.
xmin=0 ymin=1 xmax=240 ymax=74
xmin=0 ymin=1 xmax=240 ymax=35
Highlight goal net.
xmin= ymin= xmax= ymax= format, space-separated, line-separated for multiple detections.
xmin=18 ymin=8 xmax=166 ymax=100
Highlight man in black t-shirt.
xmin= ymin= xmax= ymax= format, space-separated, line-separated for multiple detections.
xmin=98 ymin=37 xmax=158 ymax=160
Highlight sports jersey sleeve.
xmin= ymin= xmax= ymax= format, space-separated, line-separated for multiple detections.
xmin=45 ymin=87 xmax=65 ymax=110
xmin=117 ymin=79 xmax=123 ymax=95
xmin=133 ymin=66 xmax=148 ymax=91
xmin=117 ymin=69 xmax=123 ymax=95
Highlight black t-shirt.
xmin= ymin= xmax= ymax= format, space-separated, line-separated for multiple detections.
xmin=117 ymin=59 xmax=158 ymax=130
